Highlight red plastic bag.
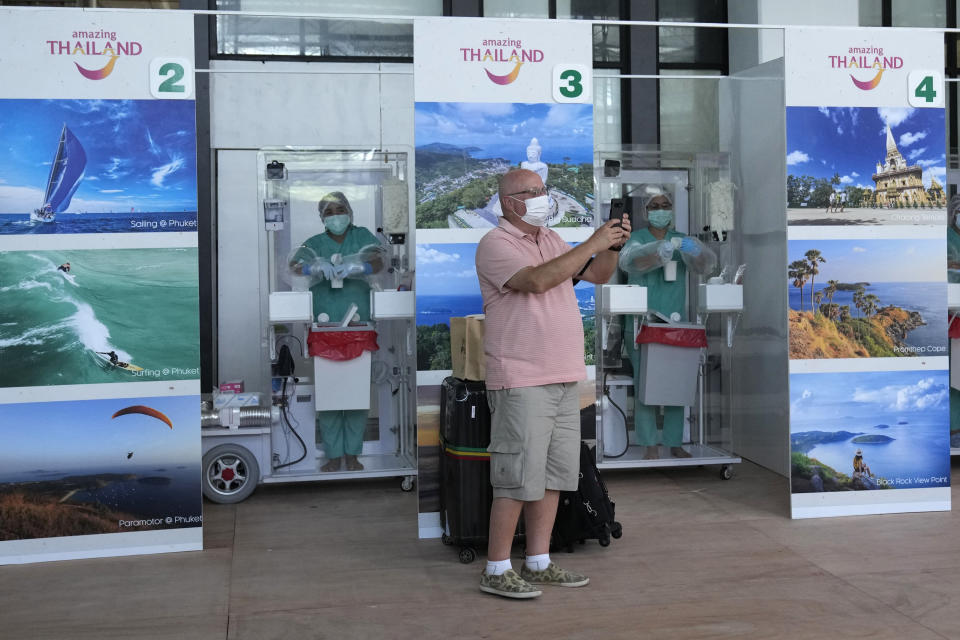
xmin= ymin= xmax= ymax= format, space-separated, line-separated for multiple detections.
xmin=950 ymin=316 xmax=960 ymax=340
xmin=635 ymin=325 xmax=707 ymax=348
xmin=308 ymin=330 xmax=379 ymax=361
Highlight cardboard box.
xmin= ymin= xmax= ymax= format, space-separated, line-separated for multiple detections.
xmin=450 ymin=314 xmax=486 ymax=381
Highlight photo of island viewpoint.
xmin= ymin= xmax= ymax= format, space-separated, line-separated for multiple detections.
xmin=786 ymin=106 xmax=946 ymax=226
xmin=788 ymin=238 xmax=946 ymax=359
xmin=0 ymin=395 xmax=201 ymax=542
xmin=790 ymin=370 xmax=950 ymax=493
xmin=0 ymin=99 xmax=197 ymax=234
xmin=415 ymin=102 xmax=594 ymax=229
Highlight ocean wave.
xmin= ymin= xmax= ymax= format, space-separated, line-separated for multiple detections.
xmin=0 ymin=279 xmax=52 ymax=293
xmin=66 ymin=300 xmax=131 ymax=361
xmin=0 ymin=321 xmax=70 ymax=348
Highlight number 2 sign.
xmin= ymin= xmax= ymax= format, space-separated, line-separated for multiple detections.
xmin=150 ymin=57 xmax=194 ymax=99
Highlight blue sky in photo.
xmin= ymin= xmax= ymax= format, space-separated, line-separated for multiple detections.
xmin=790 ymin=370 xmax=949 ymax=432
xmin=417 ymin=240 xmax=594 ymax=297
xmin=0 ymin=99 xmax=197 ymax=214
xmin=0 ymin=395 xmax=199 ymax=477
xmin=787 ymin=238 xmax=942 ymax=282
xmin=415 ymin=102 xmax=594 ymax=165
xmin=786 ymin=106 xmax=945 ymax=190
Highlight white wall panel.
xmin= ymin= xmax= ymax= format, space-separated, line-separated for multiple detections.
xmin=210 ymin=60 xmax=382 ymax=149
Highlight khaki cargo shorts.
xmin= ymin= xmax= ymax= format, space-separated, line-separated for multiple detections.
xmin=486 ymin=382 xmax=580 ymax=501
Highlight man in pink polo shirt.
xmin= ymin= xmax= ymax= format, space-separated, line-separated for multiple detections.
xmin=475 ymin=168 xmax=630 ymax=599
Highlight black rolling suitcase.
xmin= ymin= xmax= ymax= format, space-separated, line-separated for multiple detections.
xmin=439 ymin=376 xmax=514 ymax=563
xmin=552 ymin=441 xmax=622 ymax=552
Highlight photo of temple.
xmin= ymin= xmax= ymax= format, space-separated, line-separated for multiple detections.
xmin=871 ymin=124 xmax=945 ymax=207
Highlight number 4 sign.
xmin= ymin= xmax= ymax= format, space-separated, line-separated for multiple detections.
xmin=150 ymin=57 xmax=194 ymax=99
xmin=907 ymin=70 xmax=944 ymax=108
xmin=553 ymin=64 xmax=591 ymax=103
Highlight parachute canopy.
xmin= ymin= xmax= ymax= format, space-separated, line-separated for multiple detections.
xmin=111 ymin=405 xmax=173 ymax=429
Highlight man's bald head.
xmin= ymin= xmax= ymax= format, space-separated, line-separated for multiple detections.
xmin=498 ymin=169 xmax=544 ymax=214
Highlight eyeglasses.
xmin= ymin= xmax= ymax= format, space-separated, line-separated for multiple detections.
xmin=506 ymin=186 xmax=548 ymax=198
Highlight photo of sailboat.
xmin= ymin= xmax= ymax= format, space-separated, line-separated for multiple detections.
xmin=0 ymin=99 xmax=197 ymax=234
xmin=30 ymin=124 xmax=86 ymax=223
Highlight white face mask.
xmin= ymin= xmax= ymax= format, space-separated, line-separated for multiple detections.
xmin=515 ymin=195 xmax=550 ymax=227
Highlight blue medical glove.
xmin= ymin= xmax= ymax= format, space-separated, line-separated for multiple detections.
xmin=679 ymin=237 xmax=702 ymax=257
xmin=302 ymin=258 xmax=335 ymax=280
xmin=333 ymin=260 xmax=372 ymax=280
xmin=657 ymin=241 xmax=675 ymax=263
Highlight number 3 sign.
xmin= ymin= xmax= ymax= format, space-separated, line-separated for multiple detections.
xmin=150 ymin=58 xmax=194 ymax=99
xmin=553 ymin=64 xmax=591 ymax=103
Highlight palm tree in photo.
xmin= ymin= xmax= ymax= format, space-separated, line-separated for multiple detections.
xmin=864 ymin=294 xmax=880 ymax=320
xmin=788 ymin=260 xmax=811 ymax=312
xmin=840 ymin=305 xmax=851 ymax=322
xmin=824 ymin=279 xmax=839 ymax=306
xmin=805 ymin=249 xmax=825 ymax=309
xmin=813 ymin=290 xmax=824 ymax=315
xmin=853 ymin=286 xmax=866 ymax=320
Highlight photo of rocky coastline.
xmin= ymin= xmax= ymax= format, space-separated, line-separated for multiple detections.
xmin=788 ymin=239 xmax=946 ymax=359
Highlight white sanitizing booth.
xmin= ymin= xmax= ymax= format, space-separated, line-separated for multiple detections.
xmin=592 ymin=147 xmax=742 ymax=477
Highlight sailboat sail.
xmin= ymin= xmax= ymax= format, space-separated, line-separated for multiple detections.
xmin=42 ymin=125 xmax=87 ymax=214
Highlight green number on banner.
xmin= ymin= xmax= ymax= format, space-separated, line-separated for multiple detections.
xmin=559 ymin=69 xmax=583 ymax=98
xmin=914 ymin=75 xmax=936 ymax=103
xmin=158 ymin=62 xmax=186 ymax=93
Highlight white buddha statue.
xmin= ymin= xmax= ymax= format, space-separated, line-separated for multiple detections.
xmin=520 ymin=137 xmax=549 ymax=184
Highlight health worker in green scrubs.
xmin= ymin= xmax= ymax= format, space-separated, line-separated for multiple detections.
xmin=618 ymin=186 xmax=716 ymax=460
xmin=290 ymin=191 xmax=384 ymax=472
xmin=948 ymin=196 xmax=960 ymax=446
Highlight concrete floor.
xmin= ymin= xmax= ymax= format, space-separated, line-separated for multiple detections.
xmin=2 ymin=460 xmax=960 ymax=639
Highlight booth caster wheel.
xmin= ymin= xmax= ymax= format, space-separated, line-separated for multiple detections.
xmin=202 ymin=444 xmax=260 ymax=504
xmin=611 ymin=522 xmax=623 ymax=539
xmin=441 ymin=534 xmax=453 ymax=546
xmin=459 ymin=546 xmax=477 ymax=564
xmin=401 ymin=476 xmax=416 ymax=492
xmin=721 ymin=465 xmax=733 ymax=480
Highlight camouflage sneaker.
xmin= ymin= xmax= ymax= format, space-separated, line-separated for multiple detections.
xmin=479 ymin=569 xmax=542 ymax=599
xmin=520 ymin=562 xmax=590 ymax=588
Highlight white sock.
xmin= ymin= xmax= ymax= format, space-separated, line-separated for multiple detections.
xmin=485 ymin=558 xmax=512 ymax=576
xmin=525 ymin=553 xmax=551 ymax=571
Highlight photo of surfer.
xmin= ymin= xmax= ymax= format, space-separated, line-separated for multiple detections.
xmin=0 ymin=99 xmax=197 ymax=234
xmin=0 ymin=248 xmax=200 ymax=388
xmin=0 ymin=395 xmax=201 ymax=542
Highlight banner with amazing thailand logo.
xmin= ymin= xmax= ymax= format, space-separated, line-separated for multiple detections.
xmin=0 ymin=8 xmax=201 ymax=563
xmin=785 ymin=28 xmax=950 ymax=518
xmin=412 ymin=18 xmax=594 ymax=537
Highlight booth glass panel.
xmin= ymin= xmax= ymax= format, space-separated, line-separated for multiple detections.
xmin=591 ymin=147 xmax=741 ymax=472
xmin=257 ymin=149 xmax=416 ymax=479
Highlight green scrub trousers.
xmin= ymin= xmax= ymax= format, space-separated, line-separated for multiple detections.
xmin=293 ymin=224 xmax=377 ymax=459
xmin=623 ymin=228 xmax=688 ymax=447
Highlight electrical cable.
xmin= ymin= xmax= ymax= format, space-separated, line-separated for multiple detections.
xmin=602 ymin=372 xmax=631 ymax=458
xmin=273 ymin=375 xmax=308 ymax=470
